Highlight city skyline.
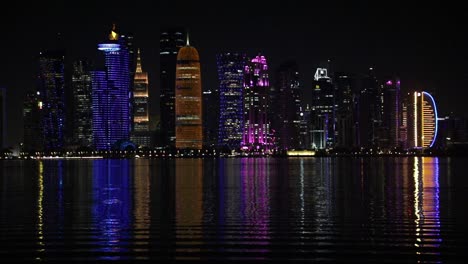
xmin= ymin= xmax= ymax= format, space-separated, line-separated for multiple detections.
xmin=2 ymin=1 xmax=467 ymax=147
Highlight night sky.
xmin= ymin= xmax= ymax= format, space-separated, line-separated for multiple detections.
xmin=2 ymin=1 xmax=467 ymax=147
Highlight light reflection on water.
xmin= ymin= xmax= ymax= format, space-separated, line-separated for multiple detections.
xmin=0 ymin=157 xmax=466 ymax=262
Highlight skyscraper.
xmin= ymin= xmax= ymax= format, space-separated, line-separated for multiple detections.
xmin=216 ymin=53 xmax=246 ymax=150
xmin=311 ymin=68 xmax=335 ymax=149
xmin=0 ymin=87 xmax=5 ymax=149
xmin=23 ymin=88 xmax=42 ymax=151
xmin=131 ymin=49 xmax=151 ymax=147
xmin=335 ymin=73 xmax=359 ymax=149
xmin=37 ymin=50 xmax=66 ymax=150
xmin=242 ymin=54 xmax=270 ymax=152
xmin=175 ymin=36 xmax=202 ymax=149
xmin=160 ymin=28 xmax=186 ymax=148
xmin=357 ymin=68 xmax=382 ymax=149
xmin=92 ymin=25 xmax=131 ymax=150
xmin=271 ymin=60 xmax=302 ymax=150
xmin=72 ymin=59 xmax=93 ymax=147
xmin=382 ymin=78 xmax=401 ymax=149
xmin=203 ymin=88 xmax=218 ymax=148
xmin=408 ymin=91 xmax=438 ymax=149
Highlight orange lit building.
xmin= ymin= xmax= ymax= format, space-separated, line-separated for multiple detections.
xmin=131 ymin=49 xmax=151 ymax=147
xmin=408 ymin=91 xmax=438 ymax=149
xmin=175 ymin=37 xmax=202 ymax=149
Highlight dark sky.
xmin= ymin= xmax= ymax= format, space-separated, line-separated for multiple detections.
xmin=2 ymin=1 xmax=468 ymax=147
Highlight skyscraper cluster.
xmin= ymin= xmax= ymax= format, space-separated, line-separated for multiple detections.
xmin=21 ymin=24 xmax=442 ymax=154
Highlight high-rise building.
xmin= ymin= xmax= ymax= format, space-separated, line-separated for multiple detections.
xmin=408 ymin=91 xmax=438 ymax=149
xmin=160 ymin=28 xmax=186 ymax=148
xmin=357 ymin=68 xmax=382 ymax=149
xmin=242 ymin=54 xmax=270 ymax=152
xmin=23 ymin=89 xmax=42 ymax=151
xmin=216 ymin=53 xmax=245 ymax=150
xmin=131 ymin=49 xmax=151 ymax=147
xmin=37 ymin=50 xmax=66 ymax=150
xmin=203 ymin=88 xmax=218 ymax=148
xmin=0 ymin=87 xmax=5 ymax=149
xmin=399 ymin=94 xmax=409 ymax=149
xmin=382 ymin=78 xmax=400 ymax=149
xmin=92 ymin=25 xmax=131 ymax=150
xmin=334 ymin=73 xmax=359 ymax=150
xmin=175 ymin=36 xmax=202 ymax=149
xmin=72 ymin=59 xmax=93 ymax=148
xmin=311 ymin=68 xmax=335 ymax=149
xmin=271 ymin=60 xmax=302 ymax=150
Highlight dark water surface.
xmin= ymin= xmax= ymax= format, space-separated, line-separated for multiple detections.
xmin=1 ymin=157 xmax=468 ymax=263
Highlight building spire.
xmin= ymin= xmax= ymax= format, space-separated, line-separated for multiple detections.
xmin=186 ymin=29 xmax=190 ymax=46
xmin=136 ymin=48 xmax=142 ymax=73
xmin=109 ymin=23 xmax=119 ymax=41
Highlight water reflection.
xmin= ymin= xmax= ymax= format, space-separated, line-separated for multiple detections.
xmin=133 ymin=159 xmax=151 ymax=257
xmin=1 ymin=157 xmax=462 ymax=262
xmin=413 ymin=157 xmax=442 ymax=254
xmin=175 ymin=159 xmax=203 ymax=260
xmin=92 ymin=159 xmax=132 ymax=260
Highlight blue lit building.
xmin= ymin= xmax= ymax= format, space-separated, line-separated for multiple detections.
xmin=92 ymin=25 xmax=131 ymax=150
xmin=216 ymin=53 xmax=246 ymax=150
xmin=37 ymin=50 xmax=66 ymax=150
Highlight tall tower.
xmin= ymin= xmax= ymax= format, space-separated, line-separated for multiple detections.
xmin=271 ymin=60 xmax=302 ymax=151
xmin=311 ymin=67 xmax=334 ymax=149
xmin=175 ymin=35 xmax=202 ymax=149
xmin=37 ymin=50 xmax=66 ymax=150
xmin=160 ymin=28 xmax=186 ymax=148
xmin=0 ymin=87 xmax=5 ymax=150
xmin=131 ymin=49 xmax=151 ymax=147
xmin=216 ymin=53 xmax=246 ymax=150
xmin=408 ymin=91 xmax=438 ymax=149
xmin=357 ymin=68 xmax=382 ymax=149
xmin=72 ymin=59 xmax=93 ymax=148
xmin=335 ymin=73 xmax=359 ymax=149
xmin=92 ymin=24 xmax=131 ymax=150
xmin=242 ymin=54 xmax=270 ymax=152
xmin=382 ymin=78 xmax=400 ymax=149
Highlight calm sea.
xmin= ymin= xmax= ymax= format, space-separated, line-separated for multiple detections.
xmin=1 ymin=157 xmax=467 ymax=262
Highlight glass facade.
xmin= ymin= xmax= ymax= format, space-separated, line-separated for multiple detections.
xmin=37 ymin=50 xmax=66 ymax=150
xmin=92 ymin=29 xmax=131 ymax=150
xmin=242 ymin=55 xmax=270 ymax=152
xmin=160 ymin=28 xmax=186 ymax=148
xmin=72 ymin=60 xmax=93 ymax=147
xmin=216 ymin=53 xmax=245 ymax=150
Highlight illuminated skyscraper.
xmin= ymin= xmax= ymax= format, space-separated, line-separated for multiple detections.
xmin=37 ymin=50 xmax=66 ymax=150
xmin=408 ymin=91 xmax=438 ymax=149
xmin=131 ymin=49 xmax=151 ymax=147
xmin=175 ymin=36 xmax=202 ymax=149
xmin=311 ymin=68 xmax=334 ymax=149
xmin=242 ymin=54 xmax=270 ymax=152
xmin=160 ymin=28 xmax=186 ymax=148
xmin=216 ymin=53 xmax=246 ymax=150
xmin=271 ymin=60 xmax=302 ymax=150
xmin=382 ymin=78 xmax=401 ymax=149
xmin=92 ymin=25 xmax=131 ymax=150
xmin=72 ymin=59 xmax=93 ymax=147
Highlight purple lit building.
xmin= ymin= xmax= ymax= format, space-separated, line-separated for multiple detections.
xmin=242 ymin=55 xmax=270 ymax=152
xmin=216 ymin=53 xmax=246 ymax=150
xmin=92 ymin=25 xmax=131 ymax=150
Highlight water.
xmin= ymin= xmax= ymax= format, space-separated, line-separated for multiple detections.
xmin=1 ymin=157 xmax=467 ymax=262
